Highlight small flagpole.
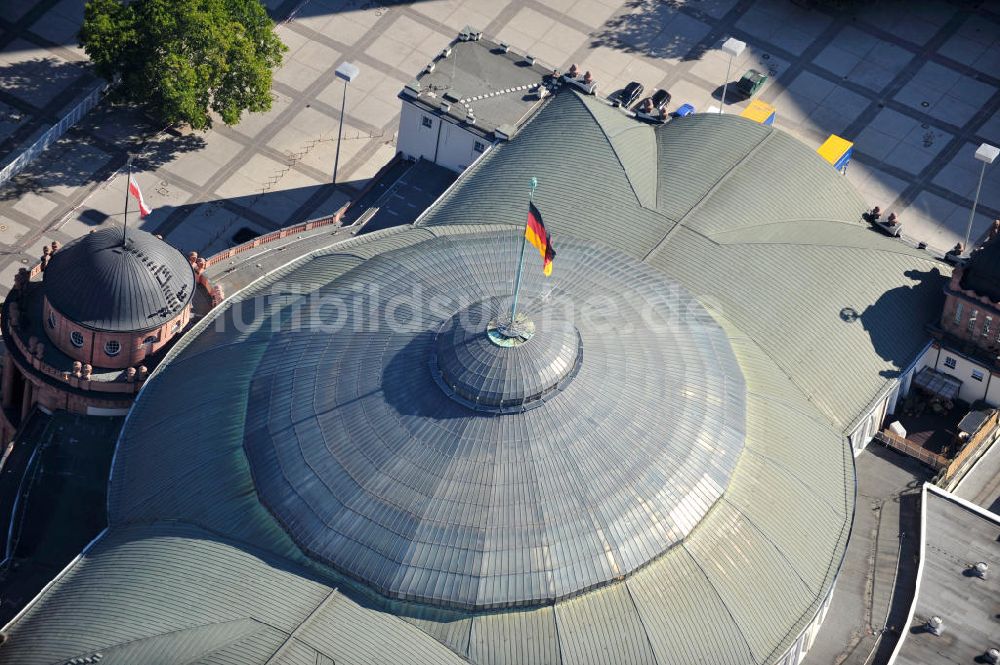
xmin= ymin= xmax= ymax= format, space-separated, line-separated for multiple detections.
xmin=122 ymin=154 xmax=132 ymax=246
xmin=507 ymin=176 xmax=537 ymax=330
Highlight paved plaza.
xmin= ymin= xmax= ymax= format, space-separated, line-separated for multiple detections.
xmin=0 ymin=0 xmax=999 ymax=296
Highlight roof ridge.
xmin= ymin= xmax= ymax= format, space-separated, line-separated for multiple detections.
xmin=573 ymin=92 xmax=651 ymax=209
xmin=642 ymin=129 xmax=775 ymax=262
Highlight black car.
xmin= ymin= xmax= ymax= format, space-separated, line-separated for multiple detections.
xmin=614 ymin=81 xmax=643 ymax=108
xmin=650 ymin=88 xmax=671 ymax=110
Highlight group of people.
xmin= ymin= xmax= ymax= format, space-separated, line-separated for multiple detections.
xmin=866 ymin=206 xmax=900 ymax=227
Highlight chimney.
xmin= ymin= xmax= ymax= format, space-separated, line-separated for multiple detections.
xmin=985 ymin=648 xmax=999 ymax=664
xmin=926 ymin=616 xmax=943 ymax=636
xmin=526 ymin=54 xmax=536 ymax=65
xmin=973 ymin=561 xmax=989 ymax=579
xmin=425 ymin=62 xmax=435 ymax=74
xmin=499 ymin=42 xmax=510 ymax=53
xmin=440 ymin=46 xmax=452 ymax=58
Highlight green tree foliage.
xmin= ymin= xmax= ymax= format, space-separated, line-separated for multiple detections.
xmin=80 ymin=0 xmax=286 ymax=129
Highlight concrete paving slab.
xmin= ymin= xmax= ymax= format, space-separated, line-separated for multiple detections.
xmin=857 ymin=2 xmax=952 ymax=46
xmin=0 ymin=217 xmax=31 ymax=246
xmin=846 ymin=162 xmax=909 ymax=210
xmin=11 ymin=190 xmax=59 ymax=220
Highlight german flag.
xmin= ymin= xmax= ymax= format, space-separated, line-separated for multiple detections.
xmin=525 ymin=202 xmax=555 ymax=276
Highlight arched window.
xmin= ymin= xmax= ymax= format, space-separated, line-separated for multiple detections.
xmin=70 ymin=331 xmax=84 ymax=348
xmin=104 ymin=340 xmax=121 ymax=357
xmin=47 ymin=311 xmax=56 ymax=329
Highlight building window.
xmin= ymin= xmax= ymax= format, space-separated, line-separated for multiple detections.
xmin=968 ymin=309 xmax=978 ymax=333
xmin=474 ymin=140 xmax=486 ymax=153
xmin=944 ymin=356 xmax=957 ymax=369
xmin=104 ymin=340 xmax=121 ymax=357
xmin=47 ymin=311 xmax=55 ymax=329
xmin=143 ymin=334 xmax=159 ymax=345
xmin=70 ymin=331 xmax=84 ymax=348
xmin=954 ymin=301 xmax=964 ymax=325
xmin=421 ymin=116 xmax=433 ymax=129
xmin=972 ymin=369 xmax=985 ymax=382
xmin=171 ymin=320 xmax=182 ymax=334
xmin=985 ymin=316 xmax=993 ymax=337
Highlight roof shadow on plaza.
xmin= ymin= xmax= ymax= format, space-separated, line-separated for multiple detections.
xmin=859 ymin=267 xmax=947 ymax=378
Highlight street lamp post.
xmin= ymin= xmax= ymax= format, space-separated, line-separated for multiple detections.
xmin=719 ymin=37 xmax=746 ymax=114
xmin=963 ymin=142 xmax=999 ymax=252
xmin=333 ymin=62 xmax=360 ymax=184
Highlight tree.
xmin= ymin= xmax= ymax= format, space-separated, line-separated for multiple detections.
xmin=80 ymin=0 xmax=286 ymax=130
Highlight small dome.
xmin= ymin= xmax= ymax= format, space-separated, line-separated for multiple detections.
xmin=44 ymin=227 xmax=194 ymax=332
xmin=961 ymin=239 xmax=1000 ymax=302
xmin=432 ymin=298 xmax=581 ymax=411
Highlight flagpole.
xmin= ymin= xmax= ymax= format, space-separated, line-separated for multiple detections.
xmin=122 ymin=154 xmax=132 ymax=246
xmin=507 ymin=176 xmax=537 ymax=330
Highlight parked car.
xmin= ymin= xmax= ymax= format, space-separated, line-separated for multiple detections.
xmin=650 ymin=88 xmax=671 ymax=111
xmin=614 ymin=81 xmax=644 ymax=108
xmin=736 ymin=69 xmax=768 ymax=98
xmin=672 ymin=103 xmax=695 ymax=117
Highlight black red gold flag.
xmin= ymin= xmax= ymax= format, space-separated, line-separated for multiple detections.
xmin=524 ymin=202 xmax=555 ymax=276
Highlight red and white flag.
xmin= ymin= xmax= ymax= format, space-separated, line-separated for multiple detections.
xmin=128 ymin=175 xmax=152 ymax=217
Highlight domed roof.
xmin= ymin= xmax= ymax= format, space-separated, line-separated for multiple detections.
xmin=431 ymin=299 xmax=582 ymax=411
xmin=243 ymin=232 xmax=747 ymax=610
xmin=961 ymin=238 xmax=1000 ymax=302
xmin=44 ymin=227 xmax=194 ymax=332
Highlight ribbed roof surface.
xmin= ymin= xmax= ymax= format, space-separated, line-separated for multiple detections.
xmin=244 ymin=233 xmax=746 ymax=610
xmin=1 ymin=91 xmax=949 ymax=665
xmin=433 ymin=298 xmax=582 ymax=410
xmin=43 ymin=227 xmax=194 ymax=332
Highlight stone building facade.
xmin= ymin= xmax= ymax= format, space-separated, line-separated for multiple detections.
xmin=0 ymin=228 xmax=195 ymax=443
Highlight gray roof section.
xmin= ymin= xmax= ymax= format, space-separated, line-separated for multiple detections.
xmin=242 ymin=232 xmax=747 ymax=610
xmin=43 ymin=227 xmax=194 ymax=332
xmin=418 ymin=91 xmax=947 ymax=433
xmin=892 ymin=486 xmax=1000 ymax=665
xmin=407 ymin=35 xmax=552 ymax=137
xmin=0 ymin=90 xmax=947 ymax=665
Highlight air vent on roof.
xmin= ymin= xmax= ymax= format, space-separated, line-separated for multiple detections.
xmin=440 ymin=46 xmax=452 ymax=58
xmin=457 ymin=26 xmax=482 ymax=41
xmin=526 ymin=54 xmax=537 ymax=65
xmin=425 ymin=62 xmax=435 ymax=74
xmin=499 ymin=42 xmax=510 ymax=53
xmin=402 ymin=81 xmax=421 ymax=99
xmin=441 ymin=101 xmax=451 ymax=112
xmin=443 ymin=91 xmax=461 ymax=103
xmin=465 ymin=112 xmax=476 ymax=125
xmin=973 ymin=561 xmax=989 ymax=579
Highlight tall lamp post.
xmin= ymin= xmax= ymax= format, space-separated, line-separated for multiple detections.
xmin=719 ymin=37 xmax=746 ymax=114
xmin=963 ymin=142 xmax=999 ymax=252
xmin=333 ymin=62 xmax=360 ymax=184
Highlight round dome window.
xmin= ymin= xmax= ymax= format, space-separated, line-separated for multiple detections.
xmin=70 ymin=331 xmax=84 ymax=348
xmin=104 ymin=340 xmax=121 ymax=357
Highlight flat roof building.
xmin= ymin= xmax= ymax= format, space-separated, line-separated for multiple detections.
xmin=888 ymin=484 xmax=1000 ymax=665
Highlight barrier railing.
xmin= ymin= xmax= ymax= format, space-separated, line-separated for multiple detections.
xmin=0 ymin=84 xmax=107 ymax=188
xmin=202 ymin=204 xmax=348 ymax=268
xmin=875 ymin=429 xmax=948 ymax=469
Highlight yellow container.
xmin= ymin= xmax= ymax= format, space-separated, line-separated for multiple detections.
xmin=740 ymin=100 xmax=775 ymax=125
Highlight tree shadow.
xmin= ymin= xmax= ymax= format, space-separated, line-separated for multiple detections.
xmin=0 ymin=115 xmax=206 ymax=203
xmin=858 ymin=267 xmax=947 ymax=378
xmin=589 ymin=0 xmax=711 ymax=62
xmin=0 ymin=56 xmax=96 ymax=160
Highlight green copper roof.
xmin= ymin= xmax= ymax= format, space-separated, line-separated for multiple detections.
xmin=0 ymin=91 xmax=947 ymax=665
